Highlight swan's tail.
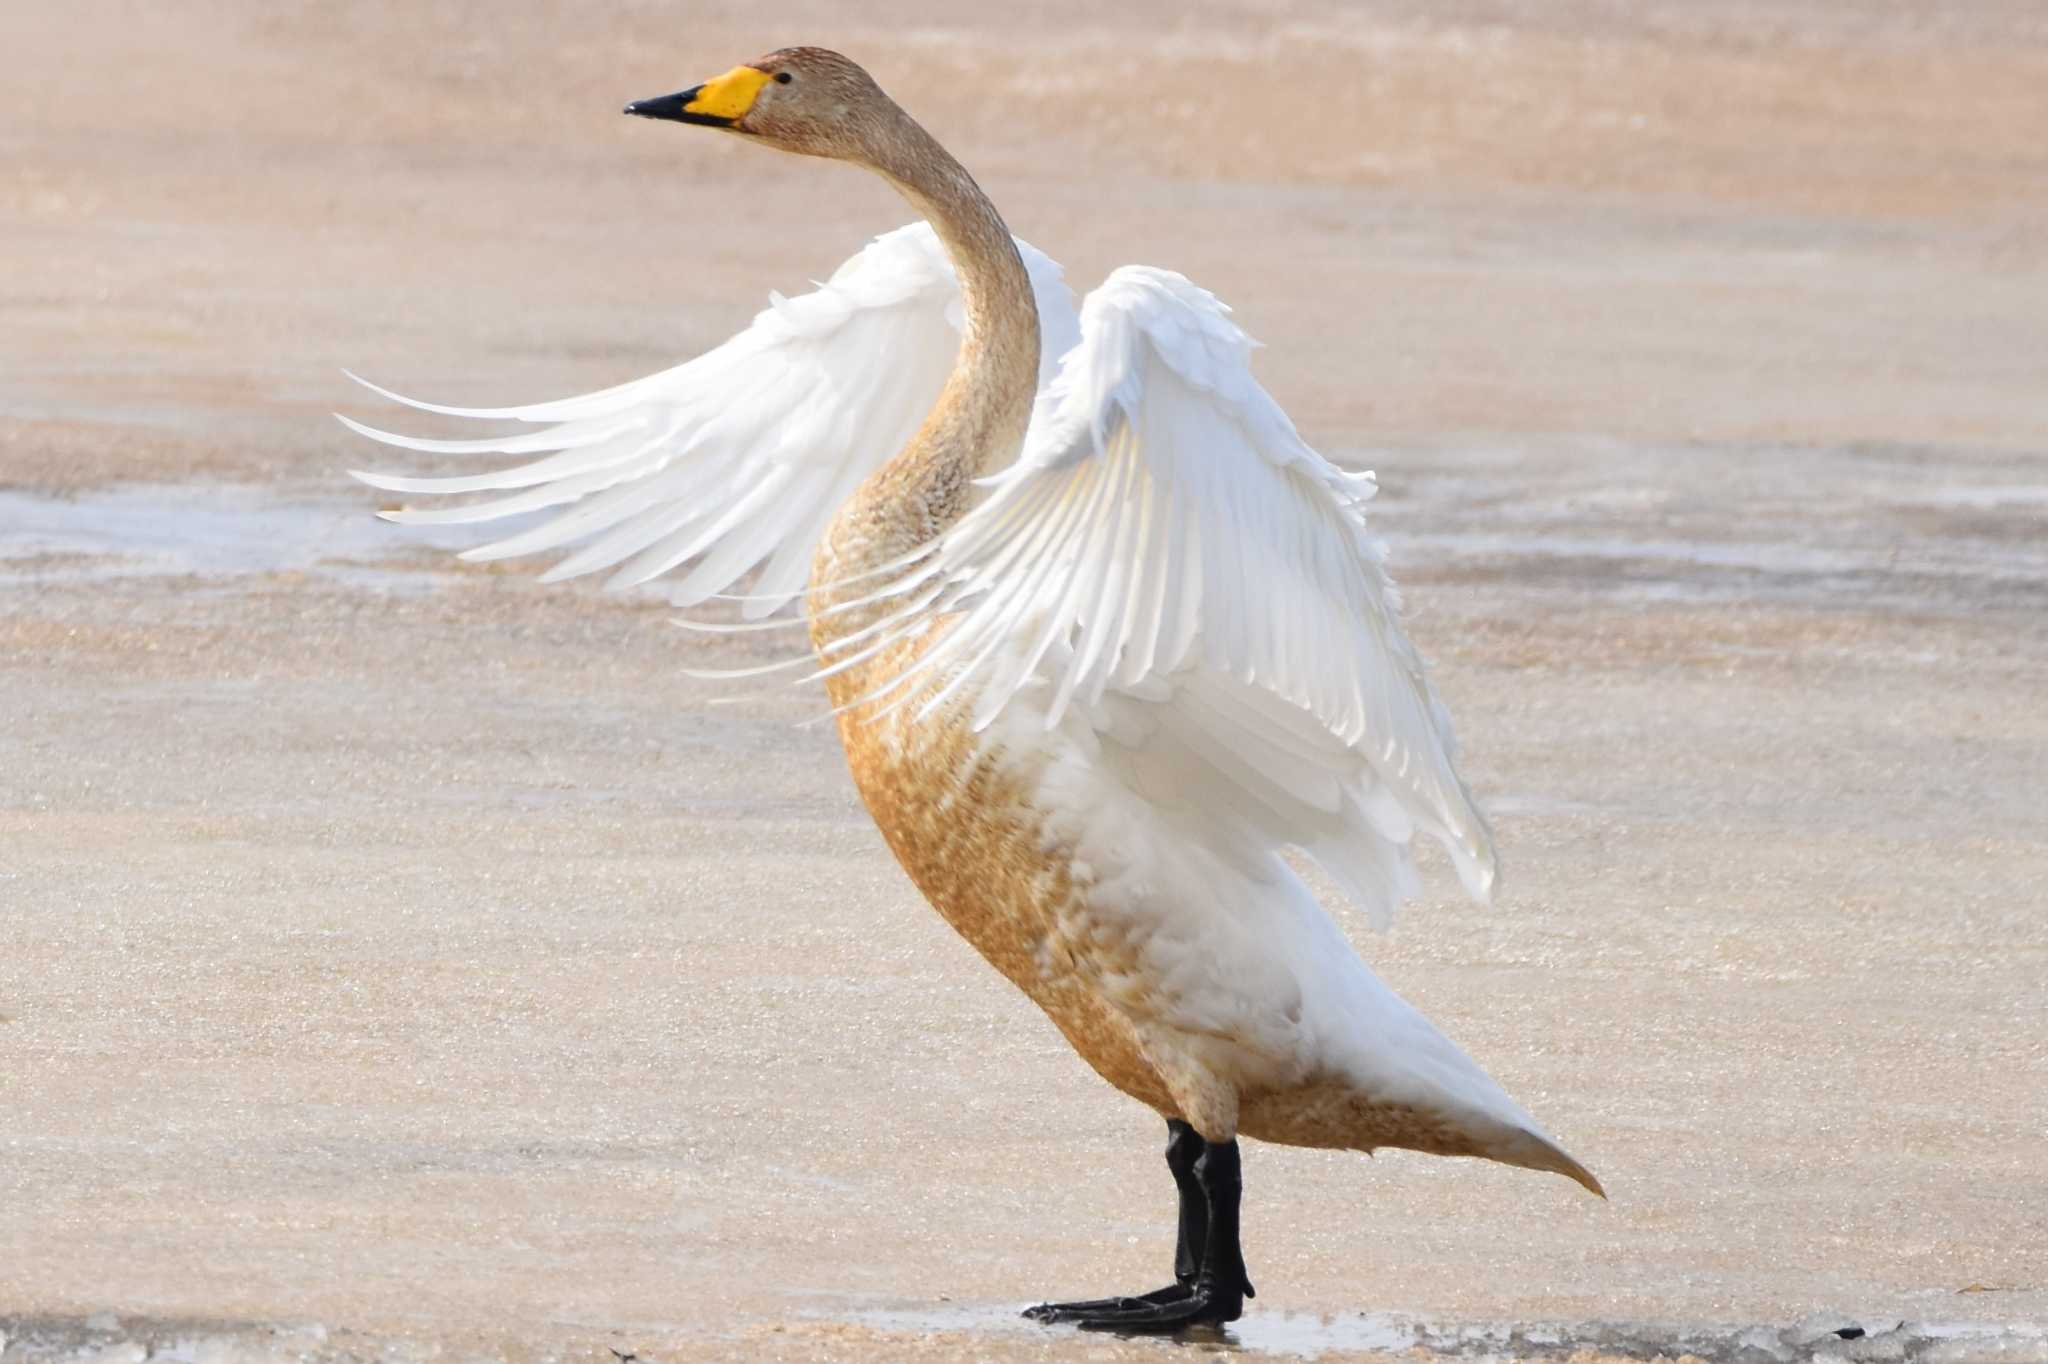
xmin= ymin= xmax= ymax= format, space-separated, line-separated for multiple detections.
xmin=1490 ymin=1125 xmax=1606 ymax=1198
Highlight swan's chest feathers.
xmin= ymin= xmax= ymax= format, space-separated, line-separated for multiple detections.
xmin=824 ymin=642 xmax=1179 ymax=1110
xmin=822 ymin=637 xmax=1324 ymax=1116
xmin=836 ymin=667 xmax=1064 ymax=976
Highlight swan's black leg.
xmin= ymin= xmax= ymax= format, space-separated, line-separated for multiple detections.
xmin=1024 ymin=1119 xmax=1201 ymax=1318
xmin=1167 ymin=1116 xmax=1208 ymax=1288
xmin=1067 ymin=1137 xmax=1254 ymax=1333
xmin=1025 ymin=1120 xmax=1255 ymax=1332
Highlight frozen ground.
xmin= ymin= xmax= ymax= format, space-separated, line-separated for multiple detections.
xmin=4 ymin=2 xmax=2046 ymax=1361
xmin=2 ymin=1310 xmax=2045 ymax=1364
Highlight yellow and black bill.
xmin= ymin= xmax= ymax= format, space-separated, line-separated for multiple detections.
xmin=624 ymin=66 xmax=770 ymax=128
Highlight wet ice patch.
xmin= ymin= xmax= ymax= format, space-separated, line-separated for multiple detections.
xmin=5 ymin=472 xmax=2043 ymax=613
xmin=823 ymin=1300 xmax=2048 ymax=1363
xmin=0 ymin=484 xmax=533 ymax=590
xmin=1390 ymin=526 xmax=2048 ymax=606
xmin=0 ymin=1322 xmax=339 ymax=1364
xmin=1908 ymin=484 xmax=2048 ymax=510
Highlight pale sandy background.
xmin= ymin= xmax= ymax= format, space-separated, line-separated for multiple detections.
xmin=3 ymin=2 xmax=2046 ymax=1361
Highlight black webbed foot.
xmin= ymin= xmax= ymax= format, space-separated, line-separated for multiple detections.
xmin=1066 ymin=1275 xmax=1243 ymax=1334
xmin=1026 ymin=1119 xmax=1255 ymax=1336
xmin=1023 ymin=1283 xmax=1192 ymax=1321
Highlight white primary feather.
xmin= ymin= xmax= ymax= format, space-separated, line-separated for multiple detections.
xmin=344 ymin=223 xmax=1080 ymax=619
xmin=843 ymin=266 xmax=1495 ymax=923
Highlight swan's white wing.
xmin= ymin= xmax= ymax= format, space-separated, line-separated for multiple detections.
xmin=343 ymin=223 xmax=1080 ymax=619
xmin=852 ymin=265 xmax=1493 ymax=921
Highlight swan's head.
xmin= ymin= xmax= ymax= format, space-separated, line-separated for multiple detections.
xmin=624 ymin=47 xmax=892 ymax=163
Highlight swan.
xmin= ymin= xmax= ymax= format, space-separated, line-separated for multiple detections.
xmin=342 ymin=47 xmax=1601 ymax=1333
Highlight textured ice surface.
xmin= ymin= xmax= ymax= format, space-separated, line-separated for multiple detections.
xmin=5 ymin=1313 xmax=2047 ymax=1364
xmin=7 ymin=450 xmax=2047 ymax=612
xmin=6 ymin=0 xmax=2048 ymax=1357
xmin=0 ymin=485 xmax=529 ymax=589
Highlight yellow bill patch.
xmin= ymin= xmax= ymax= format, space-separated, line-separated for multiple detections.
xmin=685 ymin=66 xmax=772 ymax=122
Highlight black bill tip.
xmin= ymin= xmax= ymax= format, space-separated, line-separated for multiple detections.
xmin=623 ymin=86 xmax=732 ymax=127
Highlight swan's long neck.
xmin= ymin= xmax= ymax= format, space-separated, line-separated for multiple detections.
xmin=815 ymin=110 xmax=1040 ymax=599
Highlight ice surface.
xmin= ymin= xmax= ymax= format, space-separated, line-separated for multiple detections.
xmin=0 ymin=485 xmax=532 ymax=590
xmin=5 ymin=0 xmax=2047 ymax=1358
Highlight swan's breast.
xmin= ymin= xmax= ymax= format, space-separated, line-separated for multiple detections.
xmin=824 ymin=641 xmax=1175 ymax=1110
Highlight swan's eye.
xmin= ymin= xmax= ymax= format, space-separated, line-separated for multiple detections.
xmin=775 ymin=72 xmax=793 ymax=85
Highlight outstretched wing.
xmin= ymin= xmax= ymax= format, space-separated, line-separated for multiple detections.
xmin=343 ymin=223 xmax=1080 ymax=618
xmin=844 ymin=266 xmax=1494 ymax=921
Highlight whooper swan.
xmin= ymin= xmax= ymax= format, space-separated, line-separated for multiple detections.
xmin=344 ymin=47 xmax=1601 ymax=1334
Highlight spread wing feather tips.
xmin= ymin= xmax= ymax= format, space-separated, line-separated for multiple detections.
xmin=343 ymin=223 xmax=1078 ymax=618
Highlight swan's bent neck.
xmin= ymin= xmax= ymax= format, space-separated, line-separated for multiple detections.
xmin=812 ymin=107 xmax=1041 ymax=623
